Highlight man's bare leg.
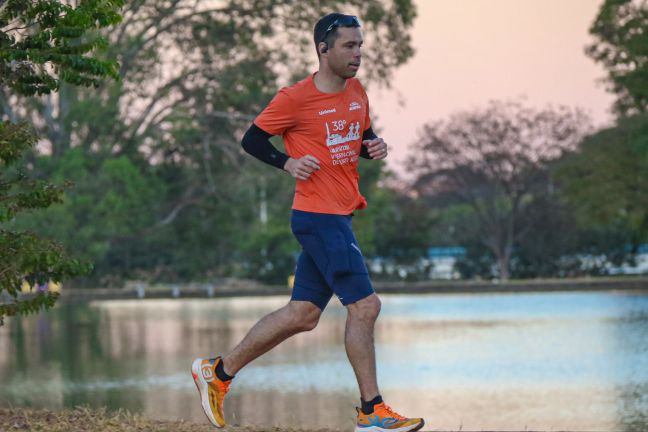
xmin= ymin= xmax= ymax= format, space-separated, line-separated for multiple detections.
xmin=222 ymin=300 xmax=321 ymax=375
xmin=345 ymin=293 xmax=381 ymax=400
xmin=347 ymin=294 xmax=424 ymax=432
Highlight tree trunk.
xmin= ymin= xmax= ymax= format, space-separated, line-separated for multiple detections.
xmin=485 ymin=239 xmax=511 ymax=281
xmin=497 ymin=254 xmax=510 ymax=281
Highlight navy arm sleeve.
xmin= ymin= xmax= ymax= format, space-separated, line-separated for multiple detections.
xmin=360 ymin=126 xmax=378 ymax=159
xmin=241 ymin=123 xmax=290 ymax=170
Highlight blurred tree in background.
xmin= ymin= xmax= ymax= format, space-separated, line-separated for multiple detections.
xmin=3 ymin=0 xmax=418 ymax=286
xmin=551 ymin=0 xmax=648 ymax=273
xmin=587 ymin=0 xmax=648 ymax=117
xmin=556 ymin=113 xmax=648 ymax=268
xmin=0 ymin=0 xmax=123 ymax=322
xmin=6 ymin=0 xmax=644 ymax=291
xmin=417 ymin=0 xmax=648 ymax=279
xmin=410 ymin=101 xmax=590 ymax=280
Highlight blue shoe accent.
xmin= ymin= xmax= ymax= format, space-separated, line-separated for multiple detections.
xmin=358 ymin=415 xmax=399 ymax=428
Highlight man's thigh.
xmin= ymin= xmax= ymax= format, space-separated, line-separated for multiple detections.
xmin=291 ymin=250 xmax=333 ymax=310
xmin=291 ymin=210 xmax=374 ymax=307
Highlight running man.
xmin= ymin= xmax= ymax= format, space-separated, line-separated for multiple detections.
xmin=191 ymin=13 xmax=424 ymax=432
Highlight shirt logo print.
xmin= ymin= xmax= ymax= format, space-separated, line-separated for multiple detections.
xmin=349 ymin=101 xmax=361 ymax=111
xmin=325 ymin=121 xmax=360 ymax=147
xmin=319 ymin=108 xmax=336 ymax=115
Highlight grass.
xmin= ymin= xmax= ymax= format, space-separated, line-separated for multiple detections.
xmin=0 ymin=406 xmax=595 ymax=431
xmin=0 ymin=407 xmax=333 ymax=432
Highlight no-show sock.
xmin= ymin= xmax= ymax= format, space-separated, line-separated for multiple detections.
xmin=215 ymin=358 xmax=235 ymax=381
xmin=361 ymin=395 xmax=383 ymax=414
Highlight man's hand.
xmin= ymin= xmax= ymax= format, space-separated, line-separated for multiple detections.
xmin=363 ymin=137 xmax=388 ymax=160
xmin=284 ymin=155 xmax=320 ymax=180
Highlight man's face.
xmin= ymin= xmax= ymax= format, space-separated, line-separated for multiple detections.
xmin=326 ymin=27 xmax=363 ymax=79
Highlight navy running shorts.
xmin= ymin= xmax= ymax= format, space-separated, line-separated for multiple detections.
xmin=290 ymin=209 xmax=374 ymax=310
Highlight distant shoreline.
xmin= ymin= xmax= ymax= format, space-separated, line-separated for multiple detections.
xmin=41 ymin=276 xmax=648 ymax=303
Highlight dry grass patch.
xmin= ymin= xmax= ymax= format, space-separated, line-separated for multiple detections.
xmin=0 ymin=407 xmax=334 ymax=432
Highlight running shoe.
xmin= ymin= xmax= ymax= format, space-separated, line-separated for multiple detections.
xmin=191 ymin=357 xmax=231 ymax=428
xmin=355 ymin=402 xmax=425 ymax=432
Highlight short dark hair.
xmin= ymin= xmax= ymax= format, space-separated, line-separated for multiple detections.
xmin=313 ymin=13 xmax=361 ymax=56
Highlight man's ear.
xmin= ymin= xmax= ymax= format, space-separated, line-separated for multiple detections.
xmin=318 ymin=41 xmax=328 ymax=54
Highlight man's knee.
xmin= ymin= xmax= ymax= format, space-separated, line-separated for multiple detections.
xmin=286 ymin=301 xmax=321 ymax=332
xmin=348 ymin=294 xmax=381 ymax=322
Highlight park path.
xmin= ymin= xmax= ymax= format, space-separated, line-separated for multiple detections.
xmin=0 ymin=407 xmax=605 ymax=432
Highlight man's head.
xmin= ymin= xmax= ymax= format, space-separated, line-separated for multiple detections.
xmin=313 ymin=13 xmax=363 ymax=78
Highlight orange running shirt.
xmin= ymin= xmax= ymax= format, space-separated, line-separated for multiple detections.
xmin=254 ymin=73 xmax=371 ymax=215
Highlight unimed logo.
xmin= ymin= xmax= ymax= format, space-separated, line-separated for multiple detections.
xmin=319 ymin=108 xmax=336 ymax=115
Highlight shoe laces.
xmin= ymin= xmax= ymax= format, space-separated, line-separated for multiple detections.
xmin=375 ymin=402 xmax=407 ymax=421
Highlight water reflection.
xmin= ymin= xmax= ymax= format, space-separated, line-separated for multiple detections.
xmin=0 ymin=292 xmax=647 ymax=431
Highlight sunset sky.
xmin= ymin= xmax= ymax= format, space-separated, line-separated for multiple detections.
xmin=369 ymin=0 xmax=616 ymax=172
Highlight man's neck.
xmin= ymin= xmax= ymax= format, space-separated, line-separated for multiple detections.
xmin=313 ymin=68 xmax=347 ymax=93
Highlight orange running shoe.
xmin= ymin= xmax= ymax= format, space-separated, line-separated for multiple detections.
xmin=191 ymin=357 xmax=231 ymax=428
xmin=355 ymin=402 xmax=425 ymax=432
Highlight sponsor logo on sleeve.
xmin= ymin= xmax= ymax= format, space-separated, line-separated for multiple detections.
xmin=349 ymin=101 xmax=362 ymax=111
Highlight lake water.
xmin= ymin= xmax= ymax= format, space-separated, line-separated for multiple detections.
xmin=1 ymin=291 xmax=647 ymax=431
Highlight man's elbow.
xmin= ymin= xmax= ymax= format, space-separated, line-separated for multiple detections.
xmin=241 ymin=126 xmax=254 ymax=154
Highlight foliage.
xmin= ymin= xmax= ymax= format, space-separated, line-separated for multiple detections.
xmin=432 ymin=110 xmax=648 ymax=279
xmin=370 ymin=185 xmax=435 ymax=264
xmin=0 ymin=122 xmax=92 ymax=325
xmin=508 ymin=192 xmax=582 ymax=278
xmin=0 ymin=0 xmax=123 ymax=323
xmin=11 ymin=150 xmax=166 ymax=285
xmin=587 ymin=0 xmax=648 ymax=117
xmin=2 ymin=0 xmax=418 ymax=286
xmin=410 ymin=100 xmax=591 ymax=280
xmin=0 ymin=0 xmax=122 ymax=95
xmin=556 ymin=113 xmax=648 ymax=264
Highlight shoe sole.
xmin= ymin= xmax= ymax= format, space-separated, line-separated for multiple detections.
xmin=191 ymin=358 xmax=224 ymax=428
xmin=354 ymin=419 xmax=425 ymax=432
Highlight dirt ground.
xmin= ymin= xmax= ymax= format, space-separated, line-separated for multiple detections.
xmin=0 ymin=406 xmax=581 ymax=431
xmin=0 ymin=407 xmax=338 ymax=432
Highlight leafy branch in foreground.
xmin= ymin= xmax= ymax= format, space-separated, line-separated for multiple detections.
xmin=0 ymin=120 xmax=92 ymax=325
xmin=0 ymin=0 xmax=123 ymax=95
xmin=1 ymin=0 xmax=123 ymax=324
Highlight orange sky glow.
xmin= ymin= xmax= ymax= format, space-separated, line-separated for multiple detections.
xmin=368 ymin=0 xmax=616 ymax=173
